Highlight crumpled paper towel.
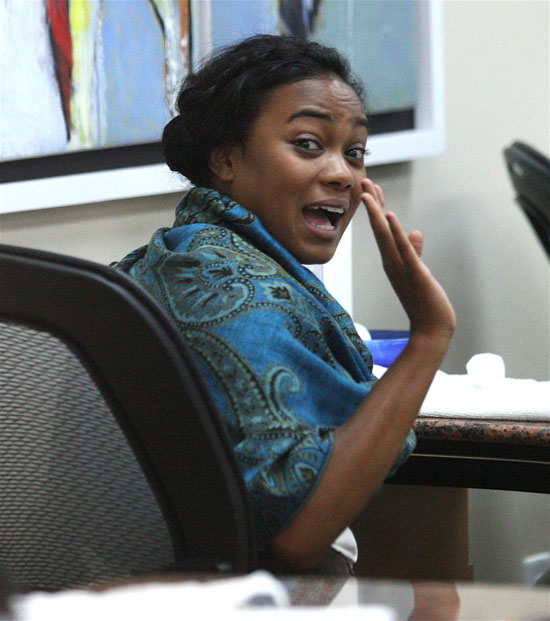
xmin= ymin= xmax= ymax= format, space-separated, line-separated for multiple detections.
xmin=419 ymin=354 xmax=549 ymax=420
xmin=374 ymin=354 xmax=549 ymax=420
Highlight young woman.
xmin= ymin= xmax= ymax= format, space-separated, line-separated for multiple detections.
xmin=116 ymin=35 xmax=456 ymax=575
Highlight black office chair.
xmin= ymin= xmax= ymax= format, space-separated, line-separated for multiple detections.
xmin=503 ymin=141 xmax=550 ymax=258
xmin=0 ymin=244 xmax=257 ymax=592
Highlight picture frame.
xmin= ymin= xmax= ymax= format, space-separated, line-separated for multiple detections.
xmin=0 ymin=0 xmax=444 ymax=226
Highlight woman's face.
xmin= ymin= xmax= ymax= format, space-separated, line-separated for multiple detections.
xmin=211 ymin=78 xmax=368 ymax=264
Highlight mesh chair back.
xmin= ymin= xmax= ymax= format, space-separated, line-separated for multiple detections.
xmin=0 ymin=322 xmax=174 ymax=591
xmin=0 ymin=244 xmax=256 ymax=591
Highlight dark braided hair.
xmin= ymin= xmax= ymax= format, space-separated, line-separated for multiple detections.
xmin=162 ymin=34 xmax=365 ymax=187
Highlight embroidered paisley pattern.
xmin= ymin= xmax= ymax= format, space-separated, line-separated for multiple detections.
xmin=159 ymin=229 xmax=280 ymax=325
xmin=116 ymin=187 xmax=416 ymax=544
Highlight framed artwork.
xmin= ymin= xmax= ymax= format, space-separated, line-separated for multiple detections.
xmin=1 ymin=0 xmax=191 ymax=213
xmin=1 ymin=0 xmax=444 ymax=221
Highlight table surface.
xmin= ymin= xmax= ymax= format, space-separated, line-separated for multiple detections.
xmin=387 ymin=417 xmax=550 ymax=493
xmin=82 ymin=572 xmax=550 ymax=621
xmin=284 ymin=575 xmax=550 ymax=620
xmin=416 ymin=417 xmax=550 ymax=447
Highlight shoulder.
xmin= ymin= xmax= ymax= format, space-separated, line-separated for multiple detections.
xmin=161 ymin=223 xmax=286 ymax=286
xmin=135 ymin=222 xmax=307 ymax=330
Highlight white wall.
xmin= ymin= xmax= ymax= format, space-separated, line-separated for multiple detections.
xmin=0 ymin=191 xmax=180 ymax=264
xmin=353 ymin=0 xmax=549 ymax=382
xmin=1 ymin=0 xmax=548 ymax=583
xmin=351 ymin=0 xmax=550 ymax=584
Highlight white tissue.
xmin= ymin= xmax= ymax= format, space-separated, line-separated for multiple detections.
xmin=13 ymin=571 xmax=290 ymax=621
xmin=466 ymin=353 xmax=506 ymax=388
xmin=419 ymin=353 xmax=550 ymax=420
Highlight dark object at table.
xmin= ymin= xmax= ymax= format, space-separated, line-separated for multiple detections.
xmin=504 ymin=141 xmax=550 ymax=258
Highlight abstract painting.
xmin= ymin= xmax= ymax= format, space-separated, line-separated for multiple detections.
xmin=1 ymin=0 xmax=417 ymax=175
xmin=207 ymin=0 xmax=417 ymax=116
xmin=1 ymin=0 xmax=190 ymax=161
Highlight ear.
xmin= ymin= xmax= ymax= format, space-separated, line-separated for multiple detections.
xmin=209 ymin=145 xmax=236 ymax=183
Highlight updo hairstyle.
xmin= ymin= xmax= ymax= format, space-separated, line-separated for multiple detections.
xmin=162 ymin=34 xmax=365 ymax=187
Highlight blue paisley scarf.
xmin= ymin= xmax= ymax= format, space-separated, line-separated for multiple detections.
xmin=116 ymin=187 xmax=416 ymax=545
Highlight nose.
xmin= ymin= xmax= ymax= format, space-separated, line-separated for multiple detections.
xmin=319 ymin=152 xmax=354 ymax=190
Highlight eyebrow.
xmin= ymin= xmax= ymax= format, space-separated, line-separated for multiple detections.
xmin=286 ymin=108 xmax=368 ymax=129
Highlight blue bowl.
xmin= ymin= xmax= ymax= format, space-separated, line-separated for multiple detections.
xmin=365 ymin=330 xmax=409 ymax=367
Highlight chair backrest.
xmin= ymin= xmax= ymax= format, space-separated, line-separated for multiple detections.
xmin=503 ymin=141 xmax=550 ymax=258
xmin=0 ymin=244 xmax=256 ymax=592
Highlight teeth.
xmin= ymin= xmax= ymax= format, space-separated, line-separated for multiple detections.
xmin=312 ymin=223 xmax=335 ymax=231
xmin=308 ymin=205 xmax=345 ymax=214
xmin=323 ymin=206 xmax=345 ymax=214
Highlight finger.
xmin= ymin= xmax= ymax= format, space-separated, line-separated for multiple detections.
xmin=374 ymin=184 xmax=385 ymax=210
xmin=408 ymin=230 xmax=423 ymax=258
xmin=362 ymin=194 xmax=402 ymax=263
xmin=361 ymin=178 xmax=382 ymax=206
xmin=360 ymin=179 xmax=384 ymax=219
xmin=361 ymin=180 xmax=399 ymax=257
xmin=361 ymin=177 xmax=385 ymax=209
xmin=385 ymin=212 xmax=421 ymax=264
xmin=361 ymin=190 xmax=388 ymax=232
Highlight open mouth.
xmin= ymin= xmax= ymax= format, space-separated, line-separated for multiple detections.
xmin=302 ymin=205 xmax=346 ymax=231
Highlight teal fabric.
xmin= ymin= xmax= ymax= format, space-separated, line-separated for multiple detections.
xmin=116 ymin=187 xmax=416 ymax=545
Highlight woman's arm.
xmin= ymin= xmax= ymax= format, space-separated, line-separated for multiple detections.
xmin=271 ymin=178 xmax=456 ymax=571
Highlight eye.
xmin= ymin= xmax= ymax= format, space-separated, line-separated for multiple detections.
xmin=346 ymin=146 xmax=368 ymax=161
xmin=292 ymin=138 xmax=322 ymax=151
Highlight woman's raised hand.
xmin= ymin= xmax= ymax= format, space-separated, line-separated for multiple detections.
xmin=361 ymin=178 xmax=456 ymax=341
